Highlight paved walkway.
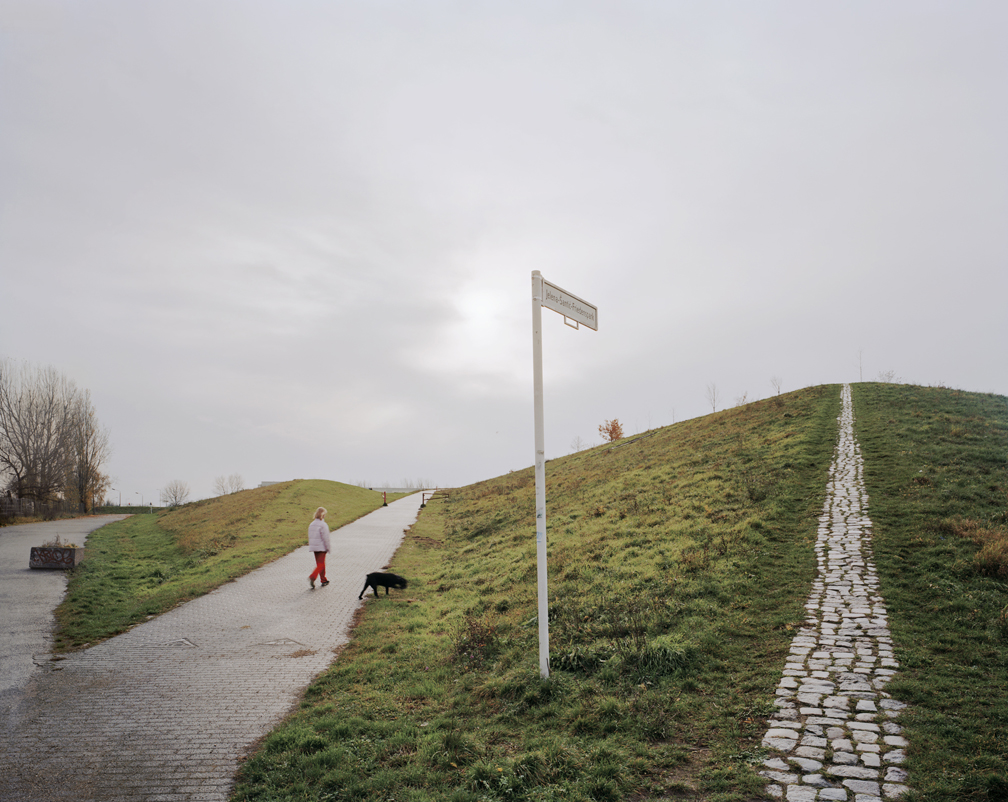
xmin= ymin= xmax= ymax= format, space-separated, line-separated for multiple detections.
xmin=0 ymin=495 xmax=423 ymax=802
xmin=759 ymin=384 xmax=910 ymax=801
xmin=0 ymin=516 xmax=131 ymax=704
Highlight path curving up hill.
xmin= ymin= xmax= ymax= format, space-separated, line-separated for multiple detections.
xmin=0 ymin=495 xmax=423 ymax=802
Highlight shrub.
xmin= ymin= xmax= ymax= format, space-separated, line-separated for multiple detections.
xmin=598 ymin=419 xmax=624 ymax=442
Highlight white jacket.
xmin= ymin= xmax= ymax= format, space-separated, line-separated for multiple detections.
xmin=308 ymin=518 xmax=331 ymax=552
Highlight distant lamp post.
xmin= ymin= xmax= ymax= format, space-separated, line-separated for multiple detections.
xmin=112 ymin=487 xmax=120 ymax=505
xmin=136 ymin=491 xmax=143 ymax=506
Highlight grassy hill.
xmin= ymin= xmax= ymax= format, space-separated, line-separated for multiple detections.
xmin=231 ymin=383 xmax=1007 ymax=802
xmin=54 ymin=480 xmax=393 ymax=651
xmin=232 ymin=385 xmax=841 ymax=800
xmin=852 ymin=384 xmax=1008 ymax=800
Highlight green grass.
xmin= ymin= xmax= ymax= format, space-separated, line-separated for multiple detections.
xmin=54 ymin=383 xmax=1006 ymax=800
xmin=54 ymin=480 xmax=396 ymax=651
xmin=852 ymin=383 xmax=1008 ymax=801
xmin=232 ymin=385 xmax=843 ymax=801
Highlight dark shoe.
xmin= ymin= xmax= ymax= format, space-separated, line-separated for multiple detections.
xmin=320 ymin=580 xmax=329 ymax=586
xmin=309 ymin=577 xmax=315 ymax=589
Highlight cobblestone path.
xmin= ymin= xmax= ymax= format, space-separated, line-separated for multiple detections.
xmin=760 ymin=384 xmax=910 ymax=801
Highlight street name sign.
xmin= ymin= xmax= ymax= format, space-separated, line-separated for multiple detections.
xmin=541 ymin=279 xmax=598 ymax=331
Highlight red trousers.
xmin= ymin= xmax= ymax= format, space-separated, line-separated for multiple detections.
xmin=310 ymin=551 xmax=327 ymax=582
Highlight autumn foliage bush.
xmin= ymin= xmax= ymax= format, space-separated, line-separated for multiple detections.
xmin=598 ymin=418 xmax=624 ymax=442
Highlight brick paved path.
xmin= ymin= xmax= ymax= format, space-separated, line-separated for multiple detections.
xmin=0 ymin=495 xmax=423 ymax=802
xmin=759 ymin=384 xmax=909 ymax=801
xmin=0 ymin=515 xmax=130 ymax=706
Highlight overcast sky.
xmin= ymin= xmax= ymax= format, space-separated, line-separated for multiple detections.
xmin=2 ymin=1 xmax=1006 ymax=504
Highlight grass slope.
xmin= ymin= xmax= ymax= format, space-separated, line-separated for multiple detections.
xmin=232 ymin=385 xmax=842 ymax=801
xmin=54 ymin=480 xmax=391 ymax=651
xmin=853 ymin=383 xmax=1008 ymax=801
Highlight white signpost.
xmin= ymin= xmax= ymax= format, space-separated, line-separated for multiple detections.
xmin=531 ymin=270 xmax=598 ymax=678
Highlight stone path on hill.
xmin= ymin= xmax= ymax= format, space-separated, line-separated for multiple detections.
xmin=760 ymin=384 xmax=910 ymax=801
xmin=0 ymin=494 xmax=423 ymax=802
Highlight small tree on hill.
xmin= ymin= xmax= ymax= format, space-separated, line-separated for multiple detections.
xmin=599 ymin=419 xmax=624 ymax=443
xmin=163 ymin=479 xmax=190 ymax=508
xmin=706 ymin=382 xmax=720 ymax=413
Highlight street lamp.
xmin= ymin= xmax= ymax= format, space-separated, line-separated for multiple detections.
xmin=112 ymin=487 xmax=120 ymax=505
xmin=136 ymin=491 xmax=143 ymax=506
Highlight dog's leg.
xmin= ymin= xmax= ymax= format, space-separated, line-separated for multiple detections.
xmin=358 ymin=580 xmax=369 ymax=600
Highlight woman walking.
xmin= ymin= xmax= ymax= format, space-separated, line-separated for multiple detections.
xmin=308 ymin=506 xmax=331 ymax=588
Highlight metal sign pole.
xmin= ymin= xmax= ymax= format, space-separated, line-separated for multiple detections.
xmin=531 ymin=270 xmax=550 ymax=678
xmin=530 ymin=270 xmax=597 ymax=679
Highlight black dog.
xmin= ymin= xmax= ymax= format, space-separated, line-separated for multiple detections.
xmin=359 ymin=572 xmax=408 ymax=599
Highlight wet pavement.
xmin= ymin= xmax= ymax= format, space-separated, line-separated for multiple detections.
xmin=0 ymin=496 xmax=423 ymax=801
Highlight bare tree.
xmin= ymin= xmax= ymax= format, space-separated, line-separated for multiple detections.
xmin=770 ymin=376 xmax=783 ymax=395
xmin=163 ymin=479 xmax=190 ymax=507
xmin=214 ymin=473 xmax=245 ymax=495
xmin=877 ymin=369 xmax=900 ymax=384
xmin=734 ymin=391 xmax=749 ymax=407
xmin=705 ymin=382 xmax=720 ymax=413
xmin=66 ymin=389 xmax=112 ymax=512
xmin=570 ymin=435 xmax=588 ymax=453
xmin=0 ymin=359 xmax=78 ymax=503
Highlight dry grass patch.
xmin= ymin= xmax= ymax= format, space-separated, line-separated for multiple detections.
xmin=945 ymin=518 xmax=1008 ymax=578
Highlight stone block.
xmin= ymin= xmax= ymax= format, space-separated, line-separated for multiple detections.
xmin=827 ymin=765 xmax=879 ymax=781
xmin=842 ymin=779 xmax=880 ymax=796
xmin=761 ymin=770 xmax=800 ymax=784
xmin=790 ymin=757 xmax=824 ymax=773
xmin=764 ymin=736 xmax=799 ymax=752
xmin=787 ymin=785 xmax=819 ymax=802
xmin=29 ymin=546 xmax=83 ymax=569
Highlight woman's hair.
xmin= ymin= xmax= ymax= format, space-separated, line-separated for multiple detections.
xmin=314 ymin=506 xmax=327 ymax=519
